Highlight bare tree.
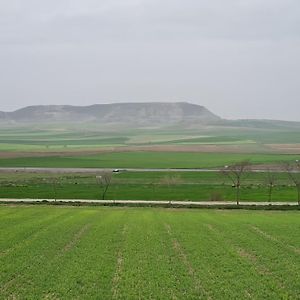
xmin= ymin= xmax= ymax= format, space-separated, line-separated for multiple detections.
xmin=51 ymin=177 xmax=58 ymax=202
xmin=284 ymin=160 xmax=300 ymax=205
xmin=96 ymin=172 xmax=113 ymax=200
xmin=221 ymin=161 xmax=251 ymax=205
xmin=264 ymin=169 xmax=276 ymax=203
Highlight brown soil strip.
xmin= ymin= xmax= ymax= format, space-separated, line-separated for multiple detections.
xmin=63 ymin=224 xmax=90 ymax=252
xmin=266 ymin=144 xmax=300 ymax=154
xmin=111 ymin=224 xmax=128 ymax=299
xmin=236 ymin=247 xmax=257 ymax=263
xmin=204 ymin=223 xmax=217 ymax=233
xmin=251 ymin=225 xmax=300 ymax=255
xmin=244 ymin=290 xmax=252 ymax=299
xmin=287 ymin=245 xmax=300 ymax=255
xmin=251 ymin=226 xmax=277 ymax=242
xmin=0 ymin=214 xmax=69 ymax=258
xmin=205 ymin=223 xmax=286 ymax=292
xmin=236 ymin=245 xmax=288 ymax=291
xmin=164 ymin=223 xmax=210 ymax=299
xmin=1 ymin=224 xmax=90 ymax=295
xmin=235 ymin=246 xmax=271 ymax=275
xmin=42 ymin=293 xmax=60 ymax=300
xmin=0 ymin=275 xmax=20 ymax=293
xmin=205 ymin=222 xmax=267 ymax=279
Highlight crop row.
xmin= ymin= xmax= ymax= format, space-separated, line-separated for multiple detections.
xmin=0 ymin=206 xmax=299 ymax=298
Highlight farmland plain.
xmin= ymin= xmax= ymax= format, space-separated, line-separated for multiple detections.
xmin=1 ymin=120 xmax=300 ymax=299
xmin=0 ymin=124 xmax=300 ymax=154
xmin=0 ymin=206 xmax=299 ymax=299
xmin=1 ymin=152 xmax=300 ymax=168
xmin=1 ymin=125 xmax=300 ymax=202
xmin=0 ymin=171 xmax=299 ymax=202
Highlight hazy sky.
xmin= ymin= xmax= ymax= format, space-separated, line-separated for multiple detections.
xmin=1 ymin=0 xmax=300 ymax=120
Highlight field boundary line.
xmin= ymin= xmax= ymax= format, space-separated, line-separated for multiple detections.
xmin=63 ymin=224 xmax=90 ymax=252
xmin=0 ymin=211 xmax=72 ymax=258
xmin=204 ymin=223 xmax=290 ymax=296
xmin=250 ymin=225 xmax=300 ymax=255
xmin=164 ymin=223 xmax=211 ymax=299
xmin=111 ymin=224 xmax=128 ymax=299
xmin=0 ymin=198 xmax=299 ymax=209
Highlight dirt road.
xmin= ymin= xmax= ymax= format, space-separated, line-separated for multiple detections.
xmin=0 ymin=167 xmax=295 ymax=173
xmin=0 ymin=198 xmax=298 ymax=207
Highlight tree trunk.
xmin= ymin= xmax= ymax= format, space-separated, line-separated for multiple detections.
xmin=53 ymin=182 xmax=57 ymax=202
xmin=268 ymin=186 xmax=273 ymax=203
xmin=236 ymin=185 xmax=240 ymax=205
xmin=102 ymin=185 xmax=109 ymax=200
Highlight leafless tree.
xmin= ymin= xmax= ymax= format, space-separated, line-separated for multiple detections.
xmin=51 ymin=177 xmax=58 ymax=202
xmin=284 ymin=160 xmax=300 ymax=205
xmin=264 ymin=169 xmax=276 ymax=202
xmin=96 ymin=172 xmax=112 ymax=200
xmin=221 ymin=160 xmax=251 ymax=205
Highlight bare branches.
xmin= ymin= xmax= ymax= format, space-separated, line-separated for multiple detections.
xmin=264 ymin=169 xmax=277 ymax=202
xmin=221 ymin=160 xmax=251 ymax=205
xmin=51 ymin=177 xmax=58 ymax=202
xmin=96 ymin=172 xmax=113 ymax=200
xmin=283 ymin=160 xmax=300 ymax=205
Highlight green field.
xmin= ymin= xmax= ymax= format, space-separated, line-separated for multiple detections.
xmin=0 ymin=171 xmax=299 ymax=202
xmin=1 ymin=125 xmax=300 ymax=152
xmin=0 ymin=152 xmax=299 ymax=168
xmin=0 ymin=206 xmax=299 ymax=299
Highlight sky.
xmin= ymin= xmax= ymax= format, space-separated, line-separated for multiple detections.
xmin=0 ymin=0 xmax=300 ymax=121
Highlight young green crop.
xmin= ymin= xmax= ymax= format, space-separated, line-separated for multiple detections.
xmin=0 ymin=206 xmax=299 ymax=299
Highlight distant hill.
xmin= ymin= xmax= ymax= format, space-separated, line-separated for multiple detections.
xmin=0 ymin=102 xmax=221 ymax=127
xmin=1 ymin=102 xmax=300 ymax=131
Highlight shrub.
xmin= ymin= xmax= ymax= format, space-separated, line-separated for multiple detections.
xmin=210 ymin=192 xmax=224 ymax=201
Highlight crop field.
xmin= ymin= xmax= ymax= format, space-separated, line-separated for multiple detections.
xmin=1 ymin=125 xmax=300 ymax=154
xmin=0 ymin=127 xmax=247 ymax=152
xmin=0 ymin=171 xmax=299 ymax=202
xmin=0 ymin=152 xmax=300 ymax=169
xmin=0 ymin=206 xmax=299 ymax=299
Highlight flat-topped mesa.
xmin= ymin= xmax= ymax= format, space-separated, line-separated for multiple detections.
xmin=0 ymin=102 xmax=221 ymax=126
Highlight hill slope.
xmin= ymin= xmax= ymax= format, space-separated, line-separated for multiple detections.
xmin=0 ymin=102 xmax=221 ymax=127
xmin=1 ymin=102 xmax=300 ymax=131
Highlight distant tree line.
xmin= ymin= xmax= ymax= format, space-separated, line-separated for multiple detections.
xmin=221 ymin=160 xmax=300 ymax=205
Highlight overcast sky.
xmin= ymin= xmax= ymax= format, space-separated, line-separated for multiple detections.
xmin=0 ymin=0 xmax=300 ymax=120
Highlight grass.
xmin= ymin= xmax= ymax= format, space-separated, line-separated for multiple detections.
xmin=0 ymin=171 xmax=299 ymax=202
xmin=0 ymin=152 xmax=300 ymax=168
xmin=0 ymin=206 xmax=299 ymax=299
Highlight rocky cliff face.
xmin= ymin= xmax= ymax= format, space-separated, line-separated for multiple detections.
xmin=0 ymin=102 xmax=221 ymax=126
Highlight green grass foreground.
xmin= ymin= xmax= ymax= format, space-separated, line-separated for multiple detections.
xmin=0 ymin=206 xmax=299 ymax=299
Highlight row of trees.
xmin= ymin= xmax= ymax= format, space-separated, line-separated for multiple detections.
xmin=221 ymin=160 xmax=300 ymax=205
xmin=83 ymin=160 xmax=300 ymax=203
